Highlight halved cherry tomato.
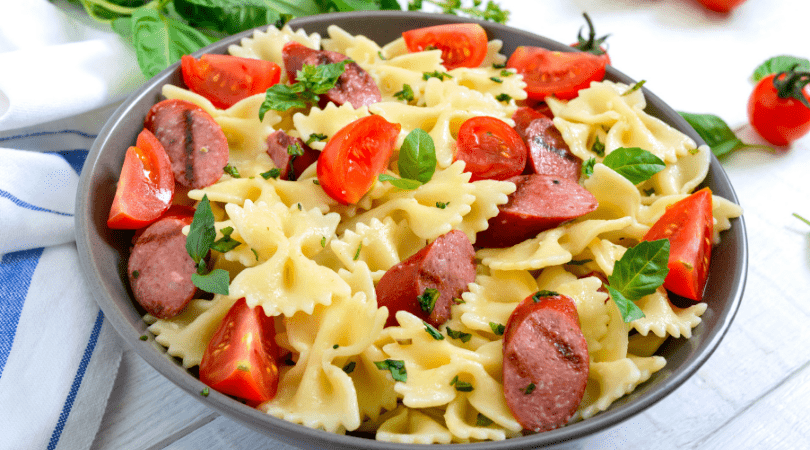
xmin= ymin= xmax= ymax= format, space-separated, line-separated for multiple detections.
xmin=317 ymin=115 xmax=401 ymax=205
xmin=200 ymin=298 xmax=279 ymax=404
xmin=747 ymin=71 xmax=810 ymax=146
xmin=506 ymin=46 xmax=607 ymax=100
xmin=181 ymin=54 xmax=281 ymax=109
xmin=107 ymin=128 xmax=175 ymax=229
xmin=402 ymin=23 xmax=488 ymax=70
xmin=643 ymin=188 xmax=714 ymax=302
xmin=454 ymin=116 xmax=527 ymax=181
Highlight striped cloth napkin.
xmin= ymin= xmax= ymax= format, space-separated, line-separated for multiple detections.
xmin=0 ymin=1 xmax=145 ymax=448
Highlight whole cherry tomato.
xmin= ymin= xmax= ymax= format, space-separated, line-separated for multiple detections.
xmin=181 ymin=54 xmax=281 ymax=109
xmin=506 ymin=46 xmax=606 ymax=101
xmin=454 ymin=116 xmax=527 ymax=181
xmin=107 ymin=128 xmax=175 ymax=229
xmin=695 ymin=0 xmax=747 ymax=13
xmin=643 ymin=188 xmax=714 ymax=302
xmin=317 ymin=115 xmax=401 ymax=205
xmin=402 ymin=23 xmax=488 ymax=70
xmin=747 ymin=70 xmax=810 ymax=146
xmin=570 ymin=12 xmax=610 ymax=65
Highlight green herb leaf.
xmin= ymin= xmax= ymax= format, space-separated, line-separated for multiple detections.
xmin=261 ymin=168 xmax=281 ymax=179
xmin=342 ymin=361 xmax=356 ymax=374
xmin=186 ymin=195 xmax=216 ymax=267
xmin=398 ymin=128 xmax=437 ymax=184
xmin=489 ymin=322 xmax=505 ymax=336
xmin=423 ymin=321 xmax=445 ymax=340
xmin=191 ymin=268 xmax=230 ymax=295
xmin=129 ymin=8 xmax=215 ymax=78
xmin=622 ymin=80 xmax=646 ymax=96
xmin=606 ymin=239 xmax=670 ymax=322
xmin=423 ymin=70 xmax=452 ymax=81
xmin=495 ymin=93 xmax=512 ymax=103
xmin=752 ymin=55 xmax=810 ymax=82
xmin=223 ymin=163 xmax=241 ymax=178
xmin=375 ymin=359 xmax=407 ymax=382
xmin=591 ymin=135 xmax=605 ymax=157
xmin=210 ymin=226 xmax=242 ymax=253
xmin=567 ymin=259 xmax=593 ymax=266
xmin=581 ymin=157 xmax=596 ymax=178
xmin=476 ymin=413 xmax=494 ymax=426
xmin=173 ymin=0 xmax=289 ymax=36
xmin=436 ymin=201 xmax=448 ymax=209
xmin=531 ymin=290 xmax=559 ymax=302
xmin=394 ymin=84 xmax=415 ymax=102
xmin=378 ymin=174 xmax=423 ymax=190
xmin=445 ymin=327 xmax=472 ymax=343
xmin=490 ymin=76 xmax=503 ymax=83
xmin=522 ymin=382 xmax=536 ymax=395
xmin=306 ymin=133 xmax=328 ymax=145
xmin=679 ymin=111 xmax=766 ymax=158
xmin=259 ymin=61 xmax=349 ymax=119
xmin=449 ymin=376 xmax=474 ymax=392
xmin=418 ymin=288 xmax=440 ymax=314
xmin=602 ymin=147 xmax=666 ymax=185
xmin=201 ymin=386 xmax=210 ymax=397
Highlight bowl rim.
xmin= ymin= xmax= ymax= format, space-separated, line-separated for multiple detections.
xmin=76 ymin=10 xmax=748 ymax=449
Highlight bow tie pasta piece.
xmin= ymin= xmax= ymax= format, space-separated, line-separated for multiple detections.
xmin=576 ymin=355 xmax=666 ymax=421
xmin=331 ymin=217 xmax=424 ymax=278
xmin=229 ymin=24 xmax=321 ymax=84
xmin=445 ymin=393 xmax=524 ymax=442
xmin=375 ymin=406 xmax=454 ymax=444
xmin=293 ymin=102 xmax=371 ymax=151
xmin=226 ymin=200 xmax=349 ymax=316
xmin=455 ymin=269 xmax=538 ymax=335
xmin=322 ymin=25 xmax=383 ymax=66
xmin=145 ymin=295 xmax=238 ymax=368
xmin=632 ymin=288 xmax=708 ymax=339
xmin=548 ymin=80 xmax=697 ymax=164
xmin=478 ymin=217 xmax=633 ymax=271
xmin=647 ymin=145 xmax=711 ymax=199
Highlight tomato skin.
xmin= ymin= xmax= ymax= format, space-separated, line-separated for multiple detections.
xmin=506 ymin=46 xmax=606 ymax=101
xmin=643 ymin=188 xmax=714 ymax=302
xmin=200 ymin=298 xmax=279 ymax=403
xmin=107 ymin=129 xmax=175 ymax=229
xmin=696 ymin=0 xmax=747 ymax=13
xmin=747 ymin=73 xmax=810 ymax=146
xmin=402 ymin=23 xmax=488 ymax=70
xmin=454 ymin=116 xmax=527 ymax=181
xmin=181 ymin=54 xmax=281 ymax=109
xmin=317 ymin=115 xmax=401 ymax=205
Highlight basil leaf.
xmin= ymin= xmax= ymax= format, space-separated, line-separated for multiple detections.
xmin=210 ymin=226 xmax=242 ymax=253
xmin=173 ymin=0 xmax=286 ymax=35
xmin=582 ymin=157 xmax=596 ymax=178
xmin=489 ymin=322 xmax=505 ymax=336
xmin=476 ymin=414 xmax=494 ymax=427
xmin=375 ymin=359 xmax=407 ymax=382
xmin=259 ymin=61 xmax=349 ymax=119
xmin=422 ymin=321 xmax=445 ymax=340
xmin=607 ymin=239 xmax=670 ymax=322
xmin=300 ymin=60 xmax=351 ymax=95
xmin=330 ymin=0 xmax=382 ymax=11
xmin=260 ymin=84 xmax=308 ymax=119
xmin=602 ymin=147 xmax=665 ymax=185
xmin=378 ymin=173 xmax=422 ymax=190
xmin=398 ymin=128 xmax=436 ymax=183
xmin=417 ymin=288 xmax=439 ymax=314
xmin=678 ymin=112 xmax=749 ymax=157
xmin=752 ymin=55 xmax=810 ymax=81
xmin=186 ymin=195 xmax=216 ymax=265
xmin=445 ymin=327 xmax=472 ymax=343
xmin=606 ymin=285 xmax=645 ymax=323
xmin=191 ymin=268 xmax=230 ymax=295
xmin=130 ymin=8 xmax=214 ymax=78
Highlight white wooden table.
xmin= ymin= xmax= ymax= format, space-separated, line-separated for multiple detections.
xmin=89 ymin=1 xmax=810 ymax=448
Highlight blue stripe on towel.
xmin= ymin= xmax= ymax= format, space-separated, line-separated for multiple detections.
xmin=0 ymin=129 xmax=97 ymax=143
xmin=47 ymin=309 xmax=105 ymax=450
xmin=52 ymin=150 xmax=89 ymax=175
xmin=0 ymin=248 xmax=44 ymax=378
xmin=0 ymin=188 xmax=73 ymax=217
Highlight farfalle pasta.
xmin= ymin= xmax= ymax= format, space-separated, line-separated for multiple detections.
xmin=131 ymin=22 xmax=743 ymax=444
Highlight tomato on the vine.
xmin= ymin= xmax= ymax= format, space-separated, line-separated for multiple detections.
xmin=317 ymin=115 xmax=401 ymax=205
xmin=506 ymin=46 xmax=606 ymax=101
xmin=695 ymin=0 xmax=747 ymax=13
xmin=643 ymin=188 xmax=714 ymax=302
xmin=748 ymin=70 xmax=810 ymax=146
xmin=454 ymin=116 xmax=527 ymax=181
xmin=107 ymin=128 xmax=175 ymax=229
xmin=181 ymin=54 xmax=281 ymax=109
xmin=402 ymin=23 xmax=488 ymax=70
xmin=199 ymin=298 xmax=279 ymax=404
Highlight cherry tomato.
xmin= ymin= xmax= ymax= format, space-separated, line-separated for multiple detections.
xmin=200 ymin=298 xmax=279 ymax=404
xmin=181 ymin=54 xmax=281 ymax=109
xmin=506 ymin=46 xmax=606 ymax=101
xmin=317 ymin=115 xmax=401 ymax=205
xmin=570 ymin=12 xmax=610 ymax=65
xmin=695 ymin=0 xmax=747 ymax=13
xmin=747 ymin=71 xmax=810 ymax=146
xmin=643 ymin=188 xmax=714 ymax=302
xmin=402 ymin=23 xmax=488 ymax=70
xmin=454 ymin=116 xmax=527 ymax=181
xmin=107 ymin=129 xmax=175 ymax=229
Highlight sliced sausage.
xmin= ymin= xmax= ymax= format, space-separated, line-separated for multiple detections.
xmin=502 ymin=292 xmax=589 ymax=432
xmin=145 ymin=99 xmax=229 ymax=189
xmin=475 ymin=174 xmax=598 ymax=248
xmin=282 ymin=41 xmax=381 ymax=109
xmin=265 ymin=130 xmax=319 ymax=181
xmin=512 ymin=107 xmax=581 ymax=181
xmin=128 ymin=214 xmax=198 ymax=319
xmin=375 ymin=230 xmax=476 ymax=328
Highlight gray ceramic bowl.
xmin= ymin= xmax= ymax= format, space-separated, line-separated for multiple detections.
xmin=76 ymin=10 xmax=747 ymax=449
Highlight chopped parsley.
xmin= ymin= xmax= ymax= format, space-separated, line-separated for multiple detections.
xmin=343 ymin=361 xmax=356 ymax=374
xmin=522 ymin=383 xmax=536 ymax=395
xmin=375 ymin=359 xmax=407 ymax=382
xmin=531 ymin=290 xmax=559 ymax=302
xmin=445 ymin=327 xmax=472 ymax=343
xmin=394 ymin=84 xmax=415 ymax=102
xmin=489 ymin=322 xmax=505 ymax=336
xmin=260 ymin=168 xmax=281 ymax=179
xmin=417 ymin=288 xmax=440 ymax=314
xmin=495 ymin=93 xmax=512 ymax=103
xmin=423 ymin=321 xmax=445 ymax=340
xmin=450 ymin=375 xmax=474 ymax=392
xmin=223 ymin=164 xmax=241 ymax=178
xmin=306 ymin=133 xmax=328 ymax=145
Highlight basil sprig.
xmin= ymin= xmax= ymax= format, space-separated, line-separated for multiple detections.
xmin=752 ymin=55 xmax=810 ymax=82
xmin=186 ymin=195 xmax=231 ymax=295
xmin=378 ymin=128 xmax=437 ymax=190
xmin=606 ymin=239 xmax=670 ymax=322
xmin=601 ymin=147 xmax=665 ymax=185
xmin=679 ymin=112 xmax=769 ymax=158
xmin=259 ymin=61 xmax=350 ymax=119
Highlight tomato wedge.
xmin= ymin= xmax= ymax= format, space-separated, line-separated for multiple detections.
xmin=107 ymin=129 xmax=175 ymax=229
xmin=402 ymin=23 xmax=488 ymax=70
xmin=454 ymin=116 xmax=527 ymax=181
xmin=199 ymin=298 xmax=279 ymax=403
xmin=506 ymin=46 xmax=607 ymax=100
xmin=181 ymin=54 xmax=281 ymax=109
xmin=643 ymin=188 xmax=714 ymax=301
xmin=317 ymin=115 xmax=401 ymax=205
